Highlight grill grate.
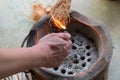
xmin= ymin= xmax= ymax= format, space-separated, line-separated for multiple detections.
xmin=47 ymin=32 xmax=98 ymax=76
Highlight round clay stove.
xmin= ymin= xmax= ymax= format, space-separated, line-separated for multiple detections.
xmin=22 ymin=11 xmax=113 ymax=80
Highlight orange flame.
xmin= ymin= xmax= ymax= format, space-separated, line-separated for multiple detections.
xmin=51 ymin=16 xmax=66 ymax=30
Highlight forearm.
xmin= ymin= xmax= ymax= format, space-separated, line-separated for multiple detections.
xmin=0 ymin=47 xmax=40 ymax=79
xmin=0 ymin=33 xmax=72 ymax=79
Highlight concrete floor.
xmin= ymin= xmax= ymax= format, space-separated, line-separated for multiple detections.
xmin=0 ymin=0 xmax=120 ymax=80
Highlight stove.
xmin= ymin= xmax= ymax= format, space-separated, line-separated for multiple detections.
xmin=22 ymin=10 xmax=113 ymax=80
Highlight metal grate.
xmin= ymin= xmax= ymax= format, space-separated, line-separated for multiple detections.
xmin=47 ymin=32 xmax=98 ymax=76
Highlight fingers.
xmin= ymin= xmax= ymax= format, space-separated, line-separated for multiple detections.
xmin=51 ymin=37 xmax=72 ymax=51
xmin=63 ymin=40 xmax=72 ymax=55
xmin=55 ymin=33 xmax=72 ymax=54
xmin=66 ymin=40 xmax=72 ymax=49
xmin=51 ymin=33 xmax=71 ymax=41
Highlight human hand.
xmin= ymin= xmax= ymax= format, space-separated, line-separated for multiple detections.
xmin=0 ymin=33 xmax=71 ymax=78
xmin=31 ymin=32 xmax=72 ymax=68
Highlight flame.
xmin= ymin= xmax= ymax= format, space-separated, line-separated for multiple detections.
xmin=51 ymin=16 xmax=66 ymax=30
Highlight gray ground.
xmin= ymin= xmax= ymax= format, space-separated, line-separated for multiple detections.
xmin=0 ymin=0 xmax=120 ymax=80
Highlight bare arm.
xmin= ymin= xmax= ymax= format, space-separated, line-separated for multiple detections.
xmin=0 ymin=48 xmax=40 ymax=79
xmin=0 ymin=33 xmax=72 ymax=79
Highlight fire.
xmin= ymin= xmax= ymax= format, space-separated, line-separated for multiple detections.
xmin=32 ymin=4 xmax=66 ymax=30
xmin=51 ymin=16 xmax=66 ymax=30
